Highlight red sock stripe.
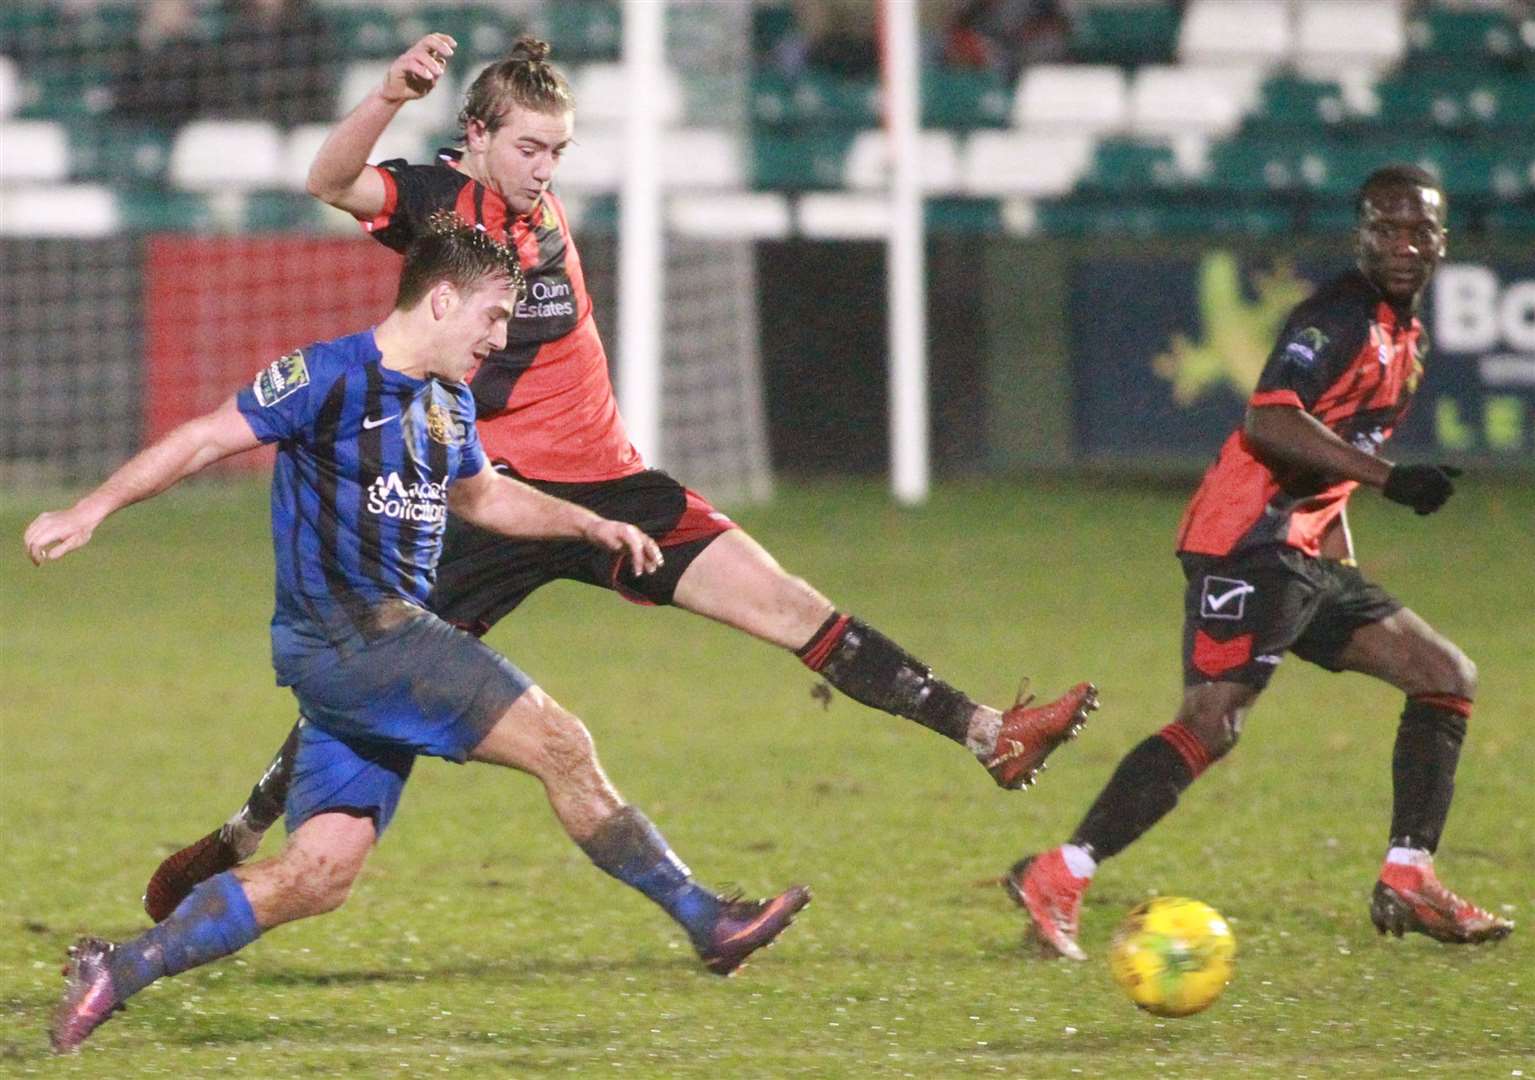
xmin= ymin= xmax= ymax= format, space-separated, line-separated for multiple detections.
xmin=1158 ymin=723 xmax=1213 ymax=779
xmin=798 ymin=614 xmax=851 ymax=672
xmin=1410 ymin=692 xmax=1473 ymax=718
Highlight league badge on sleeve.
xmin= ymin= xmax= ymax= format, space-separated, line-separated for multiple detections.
xmin=1282 ymin=327 xmax=1329 ymax=369
xmin=253 ymin=350 xmax=311 ymax=407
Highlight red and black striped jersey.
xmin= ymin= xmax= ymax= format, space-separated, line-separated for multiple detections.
xmin=358 ymin=150 xmax=643 ymax=483
xmin=1176 ymin=269 xmax=1427 ymax=558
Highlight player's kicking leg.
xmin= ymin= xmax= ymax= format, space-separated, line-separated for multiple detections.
xmin=1333 ymin=609 xmax=1513 ymax=944
xmin=672 ymin=529 xmax=1099 ymax=789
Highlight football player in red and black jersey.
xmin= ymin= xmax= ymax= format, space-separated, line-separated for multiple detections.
xmin=141 ymin=33 xmax=1098 ymax=938
xmin=1006 ymin=165 xmax=1512 ymax=960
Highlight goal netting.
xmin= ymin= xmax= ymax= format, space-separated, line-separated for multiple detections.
xmin=0 ymin=0 xmax=774 ymax=504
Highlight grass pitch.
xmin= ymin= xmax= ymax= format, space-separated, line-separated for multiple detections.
xmin=2 ymin=477 xmax=1531 ymax=1078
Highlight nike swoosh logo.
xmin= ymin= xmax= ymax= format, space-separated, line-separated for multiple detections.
xmin=1205 ymin=584 xmax=1255 ymax=611
xmin=362 ymin=415 xmax=398 ymax=430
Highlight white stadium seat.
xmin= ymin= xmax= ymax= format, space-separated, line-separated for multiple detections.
xmin=1295 ymin=0 xmax=1406 ymax=76
xmin=0 ymin=184 xmax=117 ymax=236
xmin=553 ymin=125 xmax=622 ymax=191
xmin=661 ymin=129 xmax=745 ymax=190
xmin=573 ymin=62 xmax=683 ymax=127
xmin=961 ymin=131 xmax=1093 ymax=197
xmin=170 ymin=120 xmax=284 ymax=190
xmin=1013 ymin=65 xmax=1127 ymax=134
xmin=0 ymin=120 xmax=69 ymax=181
xmin=1178 ymin=0 xmax=1291 ymax=68
xmin=279 ymin=124 xmax=430 ymax=192
xmin=797 ymin=192 xmax=893 ymax=238
xmin=667 ymin=192 xmax=791 ymax=239
xmin=1129 ymin=66 xmax=1257 ymax=137
xmin=0 ymin=55 xmax=19 ymax=118
xmin=337 ymin=61 xmax=458 ymax=134
xmin=843 ymin=129 xmax=960 ymax=193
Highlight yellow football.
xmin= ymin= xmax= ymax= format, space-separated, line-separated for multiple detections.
xmin=1108 ymin=897 xmax=1236 ymax=1017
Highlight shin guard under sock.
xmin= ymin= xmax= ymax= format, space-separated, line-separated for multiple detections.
xmin=1389 ymin=694 xmax=1470 ymax=854
xmin=797 ymin=613 xmax=976 ymax=744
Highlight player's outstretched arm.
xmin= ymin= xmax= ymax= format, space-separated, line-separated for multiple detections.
xmin=448 ymin=465 xmax=663 ymax=576
xmin=306 ymin=33 xmax=456 ymax=217
xmin=23 ymin=397 xmax=260 ymax=566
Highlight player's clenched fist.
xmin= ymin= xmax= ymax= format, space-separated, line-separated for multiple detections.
xmin=383 ymin=33 xmax=457 ymax=103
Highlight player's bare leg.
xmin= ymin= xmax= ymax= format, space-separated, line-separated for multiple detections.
xmin=1333 ymin=610 xmax=1512 ymax=943
xmin=1008 ymin=681 xmax=1256 ymax=958
xmin=53 ymin=812 xmax=373 ymax=1053
xmin=469 ymin=686 xmax=810 ymax=974
xmin=673 ymin=529 xmax=1096 ymax=787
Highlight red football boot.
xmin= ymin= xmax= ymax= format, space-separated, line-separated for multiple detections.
xmin=1371 ymin=859 xmax=1514 ymax=944
xmin=985 ymin=682 xmax=1099 ymax=790
xmin=1004 ymin=848 xmax=1090 ymax=961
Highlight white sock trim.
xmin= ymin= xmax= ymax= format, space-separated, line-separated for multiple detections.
xmin=1385 ymin=846 xmax=1431 ymax=868
xmin=1060 ymin=843 xmax=1097 ymax=879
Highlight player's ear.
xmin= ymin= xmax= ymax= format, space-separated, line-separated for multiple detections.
xmin=428 ymin=280 xmax=458 ymax=320
xmin=464 ymin=117 xmax=489 ymax=152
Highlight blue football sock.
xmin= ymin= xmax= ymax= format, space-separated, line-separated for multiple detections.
xmin=578 ymin=807 xmax=722 ymax=942
xmin=109 ymin=872 xmax=262 ymax=999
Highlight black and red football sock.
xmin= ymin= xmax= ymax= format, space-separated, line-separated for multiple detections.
xmin=1388 ymin=693 xmax=1471 ymax=854
xmin=1070 ymin=724 xmax=1213 ymax=861
xmin=796 ymin=612 xmax=975 ymax=745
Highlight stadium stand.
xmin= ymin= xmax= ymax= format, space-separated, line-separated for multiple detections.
xmin=1 ymin=0 xmax=1532 ymax=240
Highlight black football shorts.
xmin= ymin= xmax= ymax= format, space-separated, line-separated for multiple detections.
xmin=1177 ymin=546 xmax=1402 ymax=689
xmin=429 ymin=466 xmax=737 ymax=635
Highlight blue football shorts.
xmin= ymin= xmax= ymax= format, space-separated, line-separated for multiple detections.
xmin=282 ymin=601 xmax=533 ymax=835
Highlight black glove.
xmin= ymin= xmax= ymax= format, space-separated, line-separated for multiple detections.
xmin=1383 ymin=463 xmax=1462 ymax=516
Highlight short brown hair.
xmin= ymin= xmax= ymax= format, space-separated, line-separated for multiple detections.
xmin=394 ymin=210 xmax=525 ymax=309
xmin=458 ymin=36 xmax=574 ymax=139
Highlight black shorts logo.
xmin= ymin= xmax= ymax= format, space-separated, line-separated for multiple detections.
xmin=1200 ymin=575 xmax=1255 ymax=620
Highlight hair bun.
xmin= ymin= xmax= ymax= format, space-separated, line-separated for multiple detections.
xmin=509 ymin=36 xmax=551 ymax=64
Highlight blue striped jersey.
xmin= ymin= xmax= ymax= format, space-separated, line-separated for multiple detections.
xmin=236 ymin=329 xmax=486 ymax=657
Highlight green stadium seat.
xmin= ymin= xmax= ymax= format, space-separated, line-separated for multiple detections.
xmin=752 ymin=4 xmax=800 ymax=58
xmin=1070 ymin=4 xmax=1179 ymax=66
xmin=751 ymin=72 xmax=879 ymax=129
xmin=1248 ymin=76 xmax=1349 ymax=131
xmin=69 ymin=123 xmax=172 ymax=184
xmin=926 ymin=198 xmax=1001 ymax=233
xmin=1406 ymin=7 xmax=1523 ymax=67
xmin=1035 ymin=197 xmax=1288 ymax=237
xmin=1205 ymin=138 xmax=1301 ymax=194
xmin=401 ymin=5 xmax=518 ymax=64
xmin=1080 ymin=138 xmax=1179 ymax=193
xmin=322 ymin=7 xmax=406 ymax=60
xmin=751 ymin=131 xmax=855 ymax=189
xmin=15 ymin=66 xmax=114 ymax=119
xmin=244 ymin=191 xmax=323 ymax=231
xmin=542 ymin=1 xmax=621 ymax=61
xmin=1375 ymin=72 xmax=1535 ymax=132
xmin=1485 ymin=203 xmax=1535 ymax=232
xmin=115 ymin=190 xmax=215 ymax=232
xmin=922 ymin=68 xmax=1010 ymax=130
